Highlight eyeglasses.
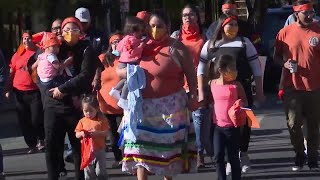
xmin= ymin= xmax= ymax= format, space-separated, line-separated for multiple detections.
xmin=182 ymin=12 xmax=196 ymax=18
xmin=51 ymin=26 xmax=61 ymax=31
xmin=63 ymin=28 xmax=81 ymax=33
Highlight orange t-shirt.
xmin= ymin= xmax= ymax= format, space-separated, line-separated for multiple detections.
xmin=275 ymin=23 xmax=320 ymax=91
xmin=75 ymin=116 xmax=110 ymax=150
xmin=140 ymin=45 xmax=184 ymax=98
xmin=98 ymin=57 xmax=123 ymax=114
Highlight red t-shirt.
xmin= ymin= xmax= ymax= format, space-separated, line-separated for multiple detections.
xmin=140 ymin=46 xmax=184 ymax=98
xmin=10 ymin=49 xmax=38 ymax=91
xmin=275 ymin=23 xmax=320 ymax=91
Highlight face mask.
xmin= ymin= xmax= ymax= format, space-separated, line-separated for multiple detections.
xmin=63 ymin=32 xmax=79 ymax=44
xmin=150 ymin=27 xmax=166 ymax=41
xmin=224 ymin=27 xmax=238 ymax=39
xmin=112 ymin=50 xmax=120 ymax=57
xmin=182 ymin=23 xmax=199 ymax=34
xmin=223 ymin=71 xmax=237 ymax=82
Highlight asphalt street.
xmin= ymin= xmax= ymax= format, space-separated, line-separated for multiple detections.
xmin=1 ymin=95 xmax=320 ymax=180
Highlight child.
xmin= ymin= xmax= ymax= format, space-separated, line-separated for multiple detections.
xmin=109 ymin=16 xmax=146 ymax=109
xmin=210 ymin=54 xmax=248 ymax=180
xmin=35 ymin=33 xmax=73 ymax=90
xmin=75 ymin=95 xmax=110 ymax=180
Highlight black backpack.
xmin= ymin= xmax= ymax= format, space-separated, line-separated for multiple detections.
xmin=207 ymin=37 xmax=253 ymax=82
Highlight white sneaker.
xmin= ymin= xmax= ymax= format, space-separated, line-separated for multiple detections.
xmin=109 ymin=88 xmax=121 ymax=100
xmin=226 ymin=162 xmax=232 ymax=176
xmin=292 ymin=166 xmax=303 ymax=171
xmin=240 ymin=152 xmax=251 ymax=173
xmin=117 ymin=98 xmax=128 ymax=110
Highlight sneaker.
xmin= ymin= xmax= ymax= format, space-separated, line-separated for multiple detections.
xmin=292 ymin=153 xmax=305 ymax=171
xmin=27 ymin=147 xmax=37 ymax=154
xmin=226 ymin=162 xmax=232 ymax=176
xmin=109 ymin=88 xmax=121 ymax=100
xmin=197 ymin=153 xmax=205 ymax=169
xmin=292 ymin=165 xmax=303 ymax=171
xmin=37 ymin=140 xmax=45 ymax=151
xmin=117 ymin=98 xmax=128 ymax=110
xmin=240 ymin=152 xmax=251 ymax=173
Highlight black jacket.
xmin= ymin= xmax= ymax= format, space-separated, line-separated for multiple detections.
xmin=44 ymin=40 xmax=101 ymax=110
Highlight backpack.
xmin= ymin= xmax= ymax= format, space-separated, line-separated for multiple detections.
xmin=207 ymin=37 xmax=252 ymax=82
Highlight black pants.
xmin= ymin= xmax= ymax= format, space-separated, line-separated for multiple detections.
xmin=44 ymin=107 xmax=84 ymax=180
xmin=239 ymin=82 xmax=253 ymax=153
xmin=214 ymin=126 xmax=241 ymax=180
xmin=14 ymin=89 xmax=44 ymax=147
xmin=105 ymin=114 xmax=123 ymax=161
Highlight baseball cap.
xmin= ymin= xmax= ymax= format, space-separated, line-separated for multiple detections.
xmin=75 ymin=7 xmax=91 ymax=23
xmin=43 ymin=33 xmax=61 ymax=49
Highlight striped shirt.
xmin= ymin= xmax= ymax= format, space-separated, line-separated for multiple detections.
xmin=197 ymin=37 xmax=262 ymax=77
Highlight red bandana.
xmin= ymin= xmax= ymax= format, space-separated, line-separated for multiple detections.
xmin=222 ymin=16 xmax=237 ymax=27
xmin=142 ymin=35 xmax=170 ymax=57
xmin=181 ymin=24 xmax=201 ymax=41
xmin=222 ymin=4 xmax=237 ymax=10
xmin=293 ymin=3 xmax=313 ymax=12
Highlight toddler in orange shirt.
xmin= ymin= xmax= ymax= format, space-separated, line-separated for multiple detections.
xmin=75 ymin=95 xmax=110 ymax=179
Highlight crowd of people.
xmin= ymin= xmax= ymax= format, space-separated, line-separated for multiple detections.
xmin=0 ymin=0 xmax=320 ymax=180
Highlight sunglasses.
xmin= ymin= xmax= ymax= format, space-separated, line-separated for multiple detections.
xmin=51 ymin=26 xmax=61 ymax=31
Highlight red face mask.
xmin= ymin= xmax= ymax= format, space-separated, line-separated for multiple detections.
xmin=182 ymin=23 xmax=199 ymax=34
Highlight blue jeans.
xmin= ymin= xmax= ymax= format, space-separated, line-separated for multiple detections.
xmin=192 ymin=107 xmax=209 ymax=155
xmin=214 ymin=126 xmax=241 ymax=180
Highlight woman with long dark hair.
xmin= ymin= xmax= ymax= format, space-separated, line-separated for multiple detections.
xmin=171 ymin=4 xmax=208 ymax=169
xmin=197 ymin=14 xmax=265 ymax=174
xmin=119 ymin=10 xmax=199 ymax=180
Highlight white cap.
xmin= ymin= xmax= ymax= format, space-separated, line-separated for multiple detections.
xmin=75 ymin=7 xmax=91 ymax=23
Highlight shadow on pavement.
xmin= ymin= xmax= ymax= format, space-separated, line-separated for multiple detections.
xmin=249 ymin=147 xmax=293 ymax=154
xmin=3 ymin=148 xmax=45 ymax=157
xmin=251 ymin=128 xmax=287 ymax=136
xmin=243 ymin=171 xmax=320 ymax=179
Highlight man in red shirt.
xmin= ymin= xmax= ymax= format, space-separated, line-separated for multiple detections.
xmin=274 ymin=0 xmax=320 ymax=172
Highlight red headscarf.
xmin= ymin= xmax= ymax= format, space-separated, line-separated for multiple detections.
xmin=293 ymin=3 xmax=313 ymax=12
